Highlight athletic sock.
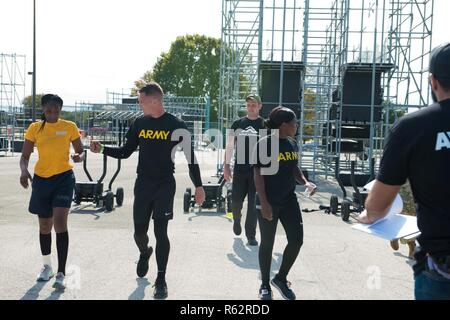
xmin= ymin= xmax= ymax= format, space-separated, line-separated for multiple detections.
xmin=56 ymin=231 xmax=69 ymax=275
xmin=39 ymin=232 xmax=51 ymax=256
xmin=42 ymin=254 xmax=52 ymax=267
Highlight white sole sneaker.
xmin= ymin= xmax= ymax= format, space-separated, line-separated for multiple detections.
xmin=37 ymin=266 xmax=55 ymax=282
xmin=37 ymin=274 xmax=54 ymax=282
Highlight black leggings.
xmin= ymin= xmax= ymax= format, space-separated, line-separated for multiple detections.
xmin=134 ymin=218 xmax=170 ymax=274
xmin=133 ymin=177 xmax=174 ymax=274
xmin=257 ymin=197 xmax=303 ymax=286
xmin=232 ymin=172 xmax=257 ymax=239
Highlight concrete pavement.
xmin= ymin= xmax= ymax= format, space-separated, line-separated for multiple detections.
xmin=0 ymin=150 xmax=415 ymax=300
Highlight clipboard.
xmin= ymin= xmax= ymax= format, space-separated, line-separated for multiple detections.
xmin=352 ymin=180 xmax=420 ymax=241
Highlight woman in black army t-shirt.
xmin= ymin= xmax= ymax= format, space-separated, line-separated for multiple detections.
xmin=253 ymin=106 xmax=316 ymax=300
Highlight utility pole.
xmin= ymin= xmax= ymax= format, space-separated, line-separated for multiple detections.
xmin=32 ymin=0 xmax=36 ymax=121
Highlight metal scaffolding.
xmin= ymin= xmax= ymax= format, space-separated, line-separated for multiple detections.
xmin=74 ymin=93 xmax=209 ymax=148
xmin=219 ymin=0 xmax=304 ymax=171
xmin=219 ymin=0 xmax=434 ymax=179
xmin=300 ymin=0 xmax=434 ymax=181
xmin=299 ymin=0 xmax=346 ymax=178
xmin=0 ymin=53 xmax=26 ymax=155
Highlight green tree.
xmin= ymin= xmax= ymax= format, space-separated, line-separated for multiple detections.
xmin=382 ymin=99 xmax=407 ymax=125
xmin=134 ymin=34 xmax=221 ymax=121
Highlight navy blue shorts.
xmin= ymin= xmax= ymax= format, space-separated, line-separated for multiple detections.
xmin=29 ymin=170 xmax=75 ymax=218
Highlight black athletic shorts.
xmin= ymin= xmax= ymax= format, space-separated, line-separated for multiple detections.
xmin=134 ymin=175 xmax=176 ymax=221
xmin=29 ymin=170 xmax=75 ymax=218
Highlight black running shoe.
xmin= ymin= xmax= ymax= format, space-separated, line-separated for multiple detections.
xmin=258 ymin=284 xmax=273 ymax=300
xmin=233 ymin=219 xmax=242 ymax=236
xmin=153 ymin=278 xmax=168 ymax=300
xmin=247 ymin=238 xmax=258 ymax=246
xmin=271 ymin=276 xmax=296 ymax=300
xmin=136 ymin=247 xmax=153 ymax=278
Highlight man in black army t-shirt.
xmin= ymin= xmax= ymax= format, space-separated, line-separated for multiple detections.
xmin=224 ymin=94 xmax=265 ymax=246
xmin=91 ymin=83 xmax=205 ymax=299
xmin=358 ymin=43 xmax=450 ymax=300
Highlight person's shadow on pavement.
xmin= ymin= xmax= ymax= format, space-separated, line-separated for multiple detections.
xmin=227 ymin=238 xmax=259 ymax=269
xmin=45 ymin=289 xmax=64 ymax=300
xmin=227 ymin=238 xmax=283 ymax=278
xmin=128 ymin=278 xmax=151 ymax=300
xmin=20 ymin=281 xmax=47 ymax=300
xmin=21 ymin=281 xmax=67 ymax=300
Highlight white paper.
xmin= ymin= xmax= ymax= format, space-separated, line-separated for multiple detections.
xmin=363 ymin=180 xmax=403 ymax=223
xmin=352 ymin=180 xmax=420 ymax=240
xmin=353 ymin=214 xmax=420 ymax=240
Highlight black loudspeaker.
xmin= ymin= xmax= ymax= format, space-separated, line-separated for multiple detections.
xmin=331 ymin=63 xmax=394 ymax=123
xmin=338 ymin=173 xmax=372 ymax=187
xmin=259 ymin=61 xmax=305 ymax=118
xmin=322 ymin=123 xmax=371 ymax=146
xmin=332 ymin=125 xmax=371 ymax=139
xmin=330 ymin=139 xmax=363 ymax=153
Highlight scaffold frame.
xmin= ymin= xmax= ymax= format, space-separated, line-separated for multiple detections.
xmin=219 ymin=0 xmax=434 ymax=179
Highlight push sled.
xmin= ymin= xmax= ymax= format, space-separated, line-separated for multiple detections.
xmin=183 ymin=174 xmax=232 ymax=213
xmin=73 ymin=150 xmax=124 ymax=212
